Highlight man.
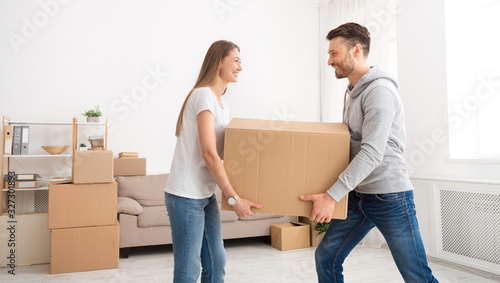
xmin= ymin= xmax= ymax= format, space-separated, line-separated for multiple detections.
xmin=301 ymin=23 xmax=439 ymax=283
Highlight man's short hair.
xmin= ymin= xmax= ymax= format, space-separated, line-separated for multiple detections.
xmin=326 ymin=22 xmax=371 ymax=57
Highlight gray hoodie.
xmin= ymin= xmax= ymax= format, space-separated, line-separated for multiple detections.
xmin=327 ymin=66 xmax=413 ymax=202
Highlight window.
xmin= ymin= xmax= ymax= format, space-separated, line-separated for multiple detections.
xmin=445 ymin=0 xmax=500 ymax=159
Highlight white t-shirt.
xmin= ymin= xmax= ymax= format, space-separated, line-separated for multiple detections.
xmin=165 ymin=87 xmax=230 ymax=199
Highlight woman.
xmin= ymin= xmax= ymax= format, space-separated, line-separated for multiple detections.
xmin=164 ymin=40 xmax=261 ymax=283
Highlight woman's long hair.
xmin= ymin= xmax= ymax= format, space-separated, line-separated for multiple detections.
xmin=175 ymin=40 xmax=240 ymax=137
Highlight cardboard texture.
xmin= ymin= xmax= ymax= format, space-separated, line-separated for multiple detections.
xmin=221 ymin=118 xmax=349 ymax=219
xmin=73 ymin=150 xmax=113 ymax=184
xmin=50 ymin=222 xmax=119 ymax=274
xmin=298 ymin=216 xmax=326 ymax=247
xmin=113 ymin=158 xmax=146 ymax=176
xmin=271 ymin=222 xmax=310 ymax=251
xmin=48 ymin=182 xmax=117 ymax=229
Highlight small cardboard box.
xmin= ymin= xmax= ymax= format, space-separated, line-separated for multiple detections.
xmin=221 ymin=118 xmax=349 ymax=219
xmin=50 ymin=221 xmax=119 ymax=274
xmin=48 ymin=182 xmax=117 ymax=229
xmin=271 ymin=222 xmax=310 ymax=251
xmin=298 ymin=216 xmax=326 ymax=247
xmin=73 ymin=150 xmax=113 ymax=184
xmin=113 ymin=158 xmax=146 ymax=176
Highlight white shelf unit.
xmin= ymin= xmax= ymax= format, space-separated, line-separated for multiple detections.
xmin=1 ymin=116 xmax=108 ymax=214
xmin=2 ymin=186 xmax=49 ymax=192
xmin=6 ymin=121 xmax=106 ymax=126
xmin=4 ymin=154 xmax=72 ymax=158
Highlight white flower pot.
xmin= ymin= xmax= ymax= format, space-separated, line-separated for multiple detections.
xmin=86 ymin=117 xmax=100 ymax=123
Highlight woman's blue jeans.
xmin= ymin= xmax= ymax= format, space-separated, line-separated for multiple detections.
xmin=315 ymin=190 xmax=439 ymax=283
xmin=165 ymin=192 xmax=226 ymax=283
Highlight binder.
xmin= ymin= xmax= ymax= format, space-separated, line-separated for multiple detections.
xmin=3 ymin=173 xmax=41 ymax=181
xmin=3 ymin=125 xmax=13 ymax=155
xmin=12 ymin=126 xmax=22 ymax=155
xmin=21 ymin=125 xmax=30 ymax=155
xmin=4 ymin=180 xmax=39 ymax=189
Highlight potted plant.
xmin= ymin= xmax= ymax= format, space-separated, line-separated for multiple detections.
xmin=81 ymin=105 xmax=103 ymax=122
xmin=299 ymin=219 xmax=328 ymax=246
xmin=314 ymin=221 xmax=329 ymax=236
xmin=79 ymin=143 xmax=87 ymax=151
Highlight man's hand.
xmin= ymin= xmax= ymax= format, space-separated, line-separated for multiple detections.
xmin=232 ymin=198 xmax=262 ymax=218
xmin=300 ymin=193 xmax=337 ymax=223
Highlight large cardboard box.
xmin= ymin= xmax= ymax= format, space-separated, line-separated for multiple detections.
xmin=48 ymin=182 xmax=117 ymax=229
xmin=299 ymin=216 xmax=326 ymax=247
xmin=271 ymin=222 xmax=310 ymax=251
xmin=113 ymin=158 xmax=146 ymax=176
xmin=73 ymin=150 xmax=113 ymax=184
xmin=50 ymin=222 xmax=119 ymax=274
xmin=221 ymin=118 xmax=349 ymax=219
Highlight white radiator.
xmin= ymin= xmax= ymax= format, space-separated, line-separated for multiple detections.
xmin=436 ymin=183 xmax=500 ymax=274
xmin=5 ymin=190 xmax=48 ymax=213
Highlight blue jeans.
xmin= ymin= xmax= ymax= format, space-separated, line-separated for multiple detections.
xmin=315 ymin=190 xmax=438 ymax=283
xmin=165 ymin=192 xmax=226 ymax=283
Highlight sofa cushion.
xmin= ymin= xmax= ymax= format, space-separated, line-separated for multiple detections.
xmin=117 ymin=197 xmax=143 ymax=215
xmin=117 ymin=174 xmax=168 ymax=206
xmin=238 ymin=213 xmax=283 ymax=221
xmin=218 ymin=203 xmax=238 ymax=222
xmin=138 ymin=206 xmax=170 ymax=228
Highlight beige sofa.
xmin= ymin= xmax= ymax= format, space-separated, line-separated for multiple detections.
xmin=116 ymin=174 xmax=297 ymax=257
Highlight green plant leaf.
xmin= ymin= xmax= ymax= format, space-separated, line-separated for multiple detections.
xmin=313 ymin=221 xmax=330 ymax=236
xmin=81 ymin=105 xmax=102 ymax=117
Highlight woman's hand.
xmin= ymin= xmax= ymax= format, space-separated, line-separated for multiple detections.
xmin=197 ymin=111 xmax=261 ymax=218
xmin=232 ymin=198 xmax=262 ymax=218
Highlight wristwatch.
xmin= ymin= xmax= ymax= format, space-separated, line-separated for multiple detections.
xmin=228 ymin=194 xmax=240 ymax=206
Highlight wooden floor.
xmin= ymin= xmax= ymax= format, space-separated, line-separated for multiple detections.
xmin=3 ymin=237 xmax=499 ymax=282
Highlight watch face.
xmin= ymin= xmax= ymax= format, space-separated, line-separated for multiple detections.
xmin=228 ymin=197 xmax=236 ymax=205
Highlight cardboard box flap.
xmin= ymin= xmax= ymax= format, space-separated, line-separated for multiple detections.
xmin=227 ymin=118 xmax=294 ymax=132
xmin=291 ymin=121 xmax=349 ymax=135
xmin=227 ymin=118 xmax=350 ymax=135
xmin=226 ymin=118 xmax=265 ymax=131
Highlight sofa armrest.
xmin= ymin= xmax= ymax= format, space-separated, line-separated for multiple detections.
xmin=118 ymin=196 xmax=144 ymax=215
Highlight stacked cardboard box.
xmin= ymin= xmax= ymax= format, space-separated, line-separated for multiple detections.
xmin=48 ymin=150 xmax=118 ymax=274
xmin=114 ymin=152 xmax=146 ymax=176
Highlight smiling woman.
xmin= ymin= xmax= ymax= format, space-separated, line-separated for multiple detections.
xmin=164 ymin=40 xmax=261 ymax=282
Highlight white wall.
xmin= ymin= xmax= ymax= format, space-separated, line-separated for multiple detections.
xmin=399 ymin=0 xmax=500 ymax=274
xmin=397 ymin=0 xmax=500 ymax=182
xmin=0 ymin=0 xmax=321 ymax=174
xmin=0 ymin=0 xmax=322 ymax=266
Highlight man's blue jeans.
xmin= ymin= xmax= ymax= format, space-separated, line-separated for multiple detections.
xmin=316 ymin=190 xmax=438 ymax=283
xmin=165 ymin=192 xmax=226 ymax=283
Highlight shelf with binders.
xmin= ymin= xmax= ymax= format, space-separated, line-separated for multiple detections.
xmin=1 ymin=116 xmax=108 ymax=214
xmin=5 ymin=121 xmax=107 ymax=126
xmin=4 ymin=154 xmax=72 ymax=158
xmin=2 ymin=186 xmax=48 ymax=192
xmin=2 ymin=176 xmax=72 ymax=192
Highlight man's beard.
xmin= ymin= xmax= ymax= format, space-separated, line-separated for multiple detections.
xmin=334 ymin=52 xmax=355 ymax=79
